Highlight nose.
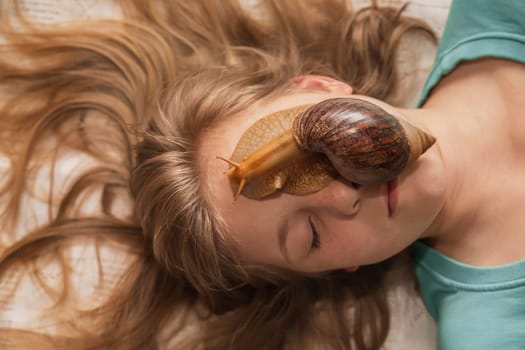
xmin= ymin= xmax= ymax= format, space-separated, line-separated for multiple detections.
xmin=307 ymin=177 xmax=360 ymax=217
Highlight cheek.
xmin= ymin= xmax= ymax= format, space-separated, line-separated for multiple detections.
xmin=321 ymin=220 xmax=391 ymax=267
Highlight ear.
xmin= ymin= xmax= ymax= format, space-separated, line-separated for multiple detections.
xmin=290 ymin=75 xmax=353 ymax=94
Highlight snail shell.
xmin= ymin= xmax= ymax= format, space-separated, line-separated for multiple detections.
xmin=218 ymin=97 xmax=435 ymax=200
xmin=292 ymin=98 xmax=436 ymax=185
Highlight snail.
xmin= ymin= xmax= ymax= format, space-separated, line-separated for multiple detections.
xmin=217 ymin=97 xmax=435 ymax=200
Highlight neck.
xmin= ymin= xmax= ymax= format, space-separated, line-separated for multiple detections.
xmin=400 ymin=59 xmax=525 ymax=264
xmin=402 ymin=102 xmax=491 ymax=248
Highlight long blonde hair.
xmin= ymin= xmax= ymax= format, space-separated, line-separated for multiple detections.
xmin=0 ymin=1 xmax=435 ymax=349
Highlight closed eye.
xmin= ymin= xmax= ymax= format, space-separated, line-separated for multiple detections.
xmin=308 ymin=216 xmax=320 ymax=250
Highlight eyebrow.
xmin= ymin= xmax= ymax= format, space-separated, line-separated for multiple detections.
xmin=278 ymin=217 xmax=291 ymax=263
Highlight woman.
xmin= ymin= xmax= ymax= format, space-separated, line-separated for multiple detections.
xmin=1 ymin=0 xmax=512 ymax=349
xmin=218 ymin=0 xmax=525 ymax=348
xmin=215 ymin=0 xmax=525 ymax=348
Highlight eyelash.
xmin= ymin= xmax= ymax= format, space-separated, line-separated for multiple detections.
xmin=308 ymin=216 xmax=320 ymax=250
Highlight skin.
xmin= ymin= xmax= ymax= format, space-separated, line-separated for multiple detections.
xmin=199 ymin=59 xmax=525 ymax=272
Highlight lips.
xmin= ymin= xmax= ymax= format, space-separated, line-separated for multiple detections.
xmin=387 ymin=178 xmax=398 ymax=217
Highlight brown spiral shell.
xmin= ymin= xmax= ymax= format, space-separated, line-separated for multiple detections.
xmin=292 ymin=98 xmax=435 ymax=185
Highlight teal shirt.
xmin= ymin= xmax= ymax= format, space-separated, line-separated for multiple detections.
xmin=414 ymin=242 xmax=525 ymax=349
xmin=417 ymin=0 xmax=525 ymax=106
xmin=414 ymin=0 xmax=525 ymax=349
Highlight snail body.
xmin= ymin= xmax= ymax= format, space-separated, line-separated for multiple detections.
xmin=218 ymin=97 xmax=435 ymax=200
xmin=218 ymin=105 xmax=337 ymax=200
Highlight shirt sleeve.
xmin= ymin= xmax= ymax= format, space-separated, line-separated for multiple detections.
xmin=417 ymin=0 xmax=525 ymax=106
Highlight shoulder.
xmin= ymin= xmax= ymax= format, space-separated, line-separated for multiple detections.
xmin=418 ymin=0 xmax=525 ymax=106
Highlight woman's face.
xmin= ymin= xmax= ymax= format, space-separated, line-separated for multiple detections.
xmin=199 ymin=81 xmax=446 ymax=273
